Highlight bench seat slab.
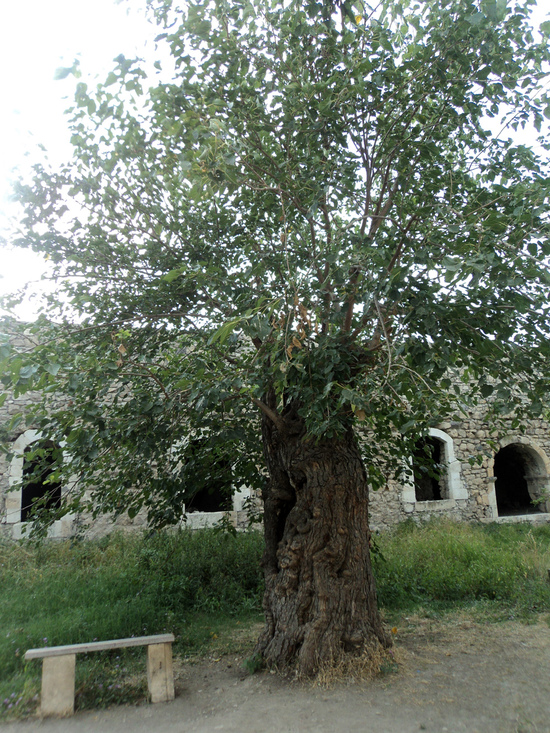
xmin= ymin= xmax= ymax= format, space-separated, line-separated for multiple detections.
xmin=147 ymin=642 xmax=175 ymax=703
xmin=25 ymin=633 xmax=175 ymax=660
xmin=41 ymin=654 xmax=76 ymax=717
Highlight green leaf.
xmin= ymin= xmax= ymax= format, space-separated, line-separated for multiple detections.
xmin=54 ymin=66 xmax=73 ymax=80
xmin=209 ymin=320 xmax=240 ymax=346
xmin=195 ymin=20 xmax=212 ymax=38
xmin=104 ymin=72 xmax=118 ymax=87
xmin=19 ymin=365 xmax=39 ymax=379
xmin=44 ymin=363 xmax=61 ymax=376
xmin=465 ymin=12 xmax=483 ymax=26
xmin=400 ymin=420 xmax=416 ymax=434
xmin=162 ymin=269 xmax=183 ymax=283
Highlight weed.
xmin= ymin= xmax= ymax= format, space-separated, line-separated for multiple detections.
xmin=242 ymin=652 xmax=264 ymax=675
xmin=314 ymin=643 xmax=401 ymax=686
xmin=74 ymin=650 xmax=147 ymax=711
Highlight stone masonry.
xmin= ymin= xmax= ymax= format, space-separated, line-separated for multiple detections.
xmin=2 ymin=336 xmax=549 ymax=537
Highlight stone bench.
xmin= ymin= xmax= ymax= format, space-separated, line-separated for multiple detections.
xmin=24 ymin=633 xmax=175 ymax=717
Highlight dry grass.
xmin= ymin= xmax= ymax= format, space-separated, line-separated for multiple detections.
xmin=313 ymin=639 xmax=404 ymax=686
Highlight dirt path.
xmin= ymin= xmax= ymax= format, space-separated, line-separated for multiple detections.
xmin=3 ymin=616 xmax=550 ymax=733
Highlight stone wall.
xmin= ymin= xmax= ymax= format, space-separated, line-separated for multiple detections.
xmin=0 ymin=329 xmax=258 ymax=538
xmin=368 ymin=406 xmax=550 ymax=532
xmin=2 ymin=334 xmax=549 ymax=537
xmin=0 ymin=383 xmax=255 ymax=539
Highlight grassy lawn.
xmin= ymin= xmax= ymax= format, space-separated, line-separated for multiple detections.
xmin=373 ymin=519 xmax=550 ymax=621
xmin=1 ymin=521 xmax=550 ymax=719
xmin=0 ymin=528 xmax=264 ymax=718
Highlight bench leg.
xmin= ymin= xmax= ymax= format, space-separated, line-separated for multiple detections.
xmin=40 ymin=654 xmax=76 ymax=717
xmin=147 ymin=642 xmax=174 ymax=703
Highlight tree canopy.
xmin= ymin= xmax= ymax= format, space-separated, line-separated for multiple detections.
xmin=2 ymin=0 xmax=550 ymax=674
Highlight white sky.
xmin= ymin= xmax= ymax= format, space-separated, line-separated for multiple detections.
xmin=0 ymin=0 xmax=548 ymax=321
xmin=0 ymin=0 xmax=157 ymax=319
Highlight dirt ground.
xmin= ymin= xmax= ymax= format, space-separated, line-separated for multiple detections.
xmin=3 ymin=615 xmax=550 ymax=733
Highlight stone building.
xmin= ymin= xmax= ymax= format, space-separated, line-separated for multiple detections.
xmin=0 ymin=362 xmax=252 ymax=539
xmin=368 ymin=413 xmax=550 ymax=532
xmin=2 ymin=339 xmax=549 ymax=538
xmin=0 ymin=398 xmax=253 ymax=539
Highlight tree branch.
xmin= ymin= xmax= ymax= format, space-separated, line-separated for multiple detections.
xmin=251 ymin=397 xmax=286 ymax=431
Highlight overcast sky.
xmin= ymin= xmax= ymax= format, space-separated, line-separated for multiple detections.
xmin=0 ymin=0 xmax=156 ymax=318
xmin=0 ymin=0 xmax=548 ymax=320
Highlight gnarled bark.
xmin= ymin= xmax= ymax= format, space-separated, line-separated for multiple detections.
xmin=256 ymin=404 xmax=391 ymax=677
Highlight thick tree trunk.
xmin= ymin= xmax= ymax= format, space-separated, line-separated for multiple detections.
xmin=256 ymin=405 xmax=391 ymax=677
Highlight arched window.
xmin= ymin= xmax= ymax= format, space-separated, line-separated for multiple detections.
xmin=20 ymin=440 xmax=62 ymax=522
xmin=402 ymin=428 xmax=466 ymax=509
xmin=412 ymin=436 xmax=447 ymax=501
xmin=176 ymin=437 xmax=254 ymax=529
xmin=5 ymin=430 xmax=66 ymax=532
xmin=183 ymin=438 xmax=233 ymax=514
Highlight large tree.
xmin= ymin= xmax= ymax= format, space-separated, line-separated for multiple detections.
xmin=2 ymin=0 xmax=550 ymax=676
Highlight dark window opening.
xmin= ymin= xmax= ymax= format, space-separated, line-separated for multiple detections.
xmin=413 ymin=437 xmax=447 ymax=502
xmin=187 ymin=483 xmax=232 ymax=513
xmin=184 ymin=439 xmax=233 ymax=513
xmin=21 ymin=441 xmax=62 ymax=522
xmin=494 ymin=444 xmax=542 ymax=516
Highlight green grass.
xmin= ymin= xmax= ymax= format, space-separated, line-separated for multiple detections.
xmin=373 ymin=519 xmax=550 ymax=618
xmin=0 ymin=528 xmax=264 ymax=719
xmin=2 ymin=520 xmax=550 ymax=720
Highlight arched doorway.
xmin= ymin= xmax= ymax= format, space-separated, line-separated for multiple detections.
xmin=493 ymin=442 xmax=550 ymax=516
